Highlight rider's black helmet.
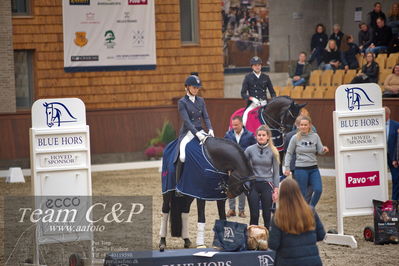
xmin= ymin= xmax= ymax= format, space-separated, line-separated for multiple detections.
xmin=185 ymin=75 xmax=202 ymax=88
xmin=250 ymin=56 xmax=262 ymax=66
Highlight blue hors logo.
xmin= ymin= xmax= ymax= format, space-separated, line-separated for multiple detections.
xmin=223 ymin=227 xmax=235 ymax=240
xmin=345 ymin=87 xmax=375 ymax=111
xmin=43 ymin=102 xmax=77 ymax=127
xmin=258 ymin=254 xmax=274 ymax=266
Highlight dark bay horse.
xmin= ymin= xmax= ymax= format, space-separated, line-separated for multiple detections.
xmin=230 ymin=96 xmax=306 ymax=150
xmin=160 ymin=137 xmax=254 ymax=250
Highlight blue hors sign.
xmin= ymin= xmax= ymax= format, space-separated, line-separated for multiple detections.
xmin=32 ymin=98 xmax=86 ymax=129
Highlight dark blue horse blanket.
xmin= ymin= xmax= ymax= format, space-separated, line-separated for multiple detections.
xmin=161 ymin=138 xmax=228 ymax=200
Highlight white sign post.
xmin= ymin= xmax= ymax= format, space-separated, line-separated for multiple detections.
xmin=30 ymin=98 xmax=92 ymax=265
xmin=324 ymin=83 xmax=389 ymax=248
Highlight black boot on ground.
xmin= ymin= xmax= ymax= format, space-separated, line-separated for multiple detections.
xmin=183 ymin=238 xmax=192 ymax=248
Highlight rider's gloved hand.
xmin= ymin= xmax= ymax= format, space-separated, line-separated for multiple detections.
xmin=208 ymin=129 xmax=214 ymax=137
xmin=196 ymin=132 xmax=207 ymax=143
xmin=250 ymin=97 xmax=260 ymax=106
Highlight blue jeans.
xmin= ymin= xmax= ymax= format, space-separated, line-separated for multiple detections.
xmin=294 ymin=167 xmax=322 ymax=207
xmin=365 ymin=46 xmax=388 ymax=54
xmin=292 ymin=78 xmax=306 ymax=86
xmin=228 ymin=192 xmax=246 ymax=211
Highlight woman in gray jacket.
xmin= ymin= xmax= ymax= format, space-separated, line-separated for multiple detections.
xmin=245 ymin=125 xmax=280 ymax=229
xmin=284 ymin=116 xmax=329 ymax=207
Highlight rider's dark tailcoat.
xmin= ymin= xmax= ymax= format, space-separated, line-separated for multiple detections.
xmin=174 ymin=95 xmax=213 ymax=162
xmin=241 ymin=72 xmax=276 ymax=106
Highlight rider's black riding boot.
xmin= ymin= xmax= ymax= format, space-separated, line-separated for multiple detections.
xmin=159 ymin=237 xmax=166 ymax=252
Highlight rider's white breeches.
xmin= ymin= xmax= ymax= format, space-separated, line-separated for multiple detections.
xmin=179 ymin=130 xmax=205 ymax=162
xmin=243 ymin=100 xmax=267 ymax=126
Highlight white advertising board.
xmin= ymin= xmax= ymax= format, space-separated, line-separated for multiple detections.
xmin=62 ymin=0 xmax=156 ymax=72
xmin=325 ymin=83 xmax=388 ymax=248
xmin=30 ymin=98 xmax=92 ymax=245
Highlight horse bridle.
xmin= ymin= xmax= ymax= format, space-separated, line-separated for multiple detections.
xmin=261 ymin=106 xmax=296 ymax=134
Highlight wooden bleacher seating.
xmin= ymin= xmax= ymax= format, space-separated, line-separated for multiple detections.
xmin=308 ymin=70 xmax=322 ymax=86
xmin=324 ymin=87 xmax=336 ymax=99
xmin=356 ymin=54 xmax=366 ymax=68
xmin=378 ymin=69 xmax=391 ymax=87
xmin=386 ymin=53 xmax=399 ymax=69
xmin=343 ymin=69 xmax=356 ymax=84
xmin=290 ymin=86 xmax=303 ymax=98
xmin=331 ymin=70 xmax=344 ymax=86
xmin=280 ymin=86 xmax=293 ymax=96
xmin=274 ymin=86 xmax=281 ymax=96
xmin=320 ymin=70 xmax=334 ymax=87
xmin=375 ymin=54 xmax=387 ymax=69
xmin=313 ymin=87 xmax=326 ymax=98
xmin=302 ymin=86 xmax=316 ymax=98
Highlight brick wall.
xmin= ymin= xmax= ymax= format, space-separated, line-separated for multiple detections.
xmin=0 ymin=1 xmax=16 ymax=113
xmin=12 ymin=0 xmax=224 ymax=110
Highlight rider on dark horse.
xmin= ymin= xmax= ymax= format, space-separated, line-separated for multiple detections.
xmin=159 ymin=74 xmax=214 ymax=250
xmin=241 ymin=56 xmax=276 ymax=127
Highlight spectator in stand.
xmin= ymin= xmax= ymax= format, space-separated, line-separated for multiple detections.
xmin=351 ymin=52 xmax=379 ymax=84
xmin=288 ymin=52 xmax=312 ymax=86
xmin=387 ymin=3 xmax=399 ymax=36
xmin=320 ymin=39 xmax=341 ymax=71
xmin=366 ymin=17 xmax=393 ymax=54
xmin=330 ymin=24 xmax=345 ymax=50
xmin=358 ymin=22 xmax=373 ymax=54
xmin=309 ymin=24 xmax=329 ymax=66
xmin=368 ymin=2 xmax=387 ymax=31
xmin=383 ymin=64 xmax=399 ymax=97
xmin=341 ymin=35 xmax=360 ymax=70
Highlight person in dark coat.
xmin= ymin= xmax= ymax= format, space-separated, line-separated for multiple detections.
xmin=269 ymin=178 xmax=326 ymax=266
xmin=309 ymin=24 xmax=329 ymax=65
xmin=386 ymin=107 xmax=399 ymax=201
xmin=366 ymin=17 xmax=393 ymax=54
xmin=341 ymin=35 xmax=360 ymax=70
xmin=351 ymin=52 xmax=379 ymax=84
xmin=241 ymin=56 xmax=276 ymax=126
xmin=224 ymin=115 xmax=256 ymax=218
xmin=358 ymin=22 xmax=373 ymax=54
xmin=320 ymin=39 xmax=341 ymax=70
xmin=368 ymin=2 xmax=387 ymax=31
xmin=329 ymin=24 xmax=345 ymax=50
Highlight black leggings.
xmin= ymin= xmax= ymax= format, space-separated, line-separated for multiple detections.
xmin=247 ymin=181 xmax=273 ymax=229
xmin=197 ymin=199 xmax=226 ymax=223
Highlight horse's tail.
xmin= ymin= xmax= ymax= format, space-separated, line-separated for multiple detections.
xmin=170 ymin=193 xmax=183 ymax=237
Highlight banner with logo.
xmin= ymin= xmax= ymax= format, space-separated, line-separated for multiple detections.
xmin=62 ymin=0 xmax=156 ymax=72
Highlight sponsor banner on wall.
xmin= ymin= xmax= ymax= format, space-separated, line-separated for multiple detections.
xmin=62 ymin=0 xmax=156 ymax=72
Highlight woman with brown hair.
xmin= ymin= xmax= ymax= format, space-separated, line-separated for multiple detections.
xmin=245 ymin=125 xmax=280 ymax=229
xmin=269 ymin=178 xmax=325 ymax=266
xmin=351 ymin=52 xmax=379 ymax=84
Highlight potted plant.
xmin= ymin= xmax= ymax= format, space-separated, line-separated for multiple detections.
xmin=144 ymin=121 xmax=176 ymax=160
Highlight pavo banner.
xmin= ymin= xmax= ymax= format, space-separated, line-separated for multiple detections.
xmin=63 ymin=0 xmax=156 ymax=72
